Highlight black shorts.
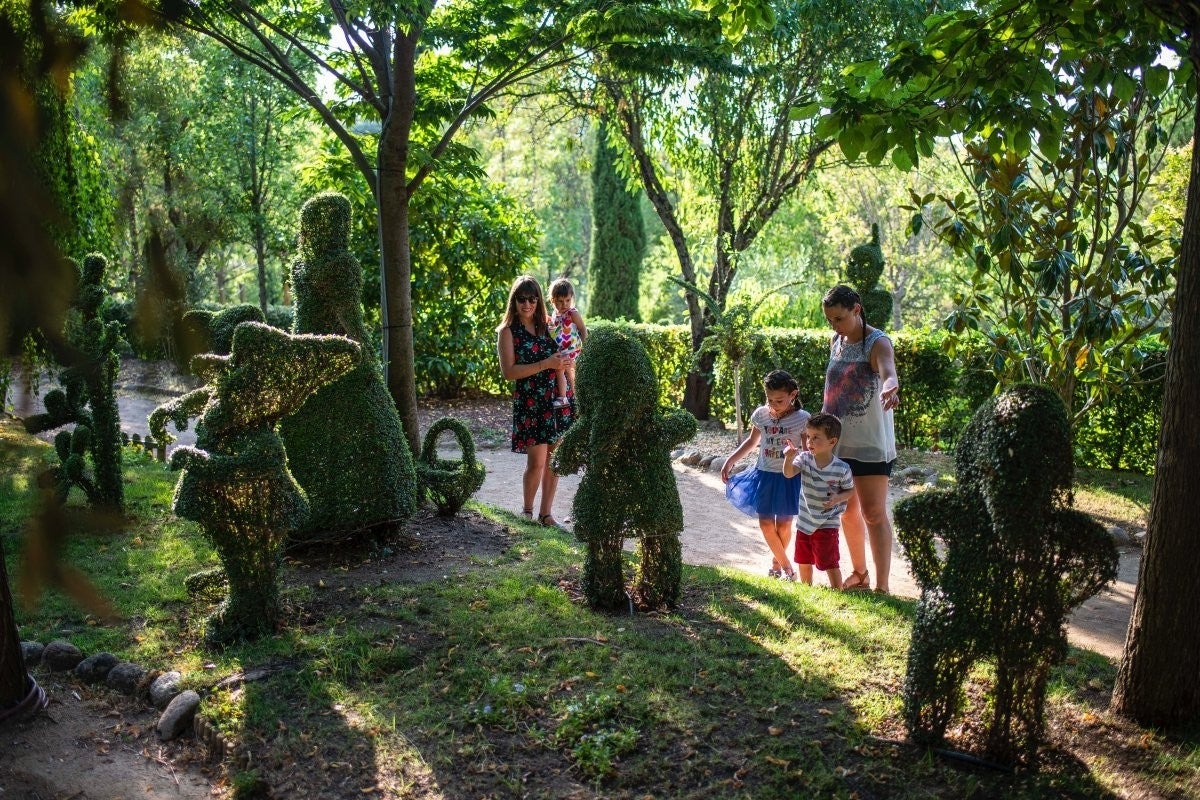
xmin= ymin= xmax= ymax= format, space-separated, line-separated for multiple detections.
xmin=841 ymin=457 xmax=895 ymax=477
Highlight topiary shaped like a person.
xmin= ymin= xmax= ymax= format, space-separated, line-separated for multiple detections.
xmin=181 ymin=303 xmax=266 ymax=360
xmin=893 ymin=383 xmax=1118 ymax=767
xmin=846 ymin=223 xmax=893 ymax=330
xmin=278 ymin=191 xmax=417 ymax=540
xmin=24 ymin=253 xmax=124 ymax=512
xmin=553 ymin=325 xmax=696 ymax=610
xmin=150 ymin=322 xmax=358 ymax=645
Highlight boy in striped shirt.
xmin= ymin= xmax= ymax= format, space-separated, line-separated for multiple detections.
xmin=782 ymin=413 xmax=855 ymax=589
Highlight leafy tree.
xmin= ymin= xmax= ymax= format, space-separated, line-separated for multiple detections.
xmin=588 ymin=117 xmax=645 ymax=321
xmin=576 ymin=0 xmax=931 ymax=419
xmin=167 ymin=0 xmax=641 ymax=451
xmin=803 ymin=0 xmax=1199 ymax=729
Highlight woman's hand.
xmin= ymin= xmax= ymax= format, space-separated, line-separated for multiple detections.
xmin=543 ymin=352 xmax=571 ymax=371
xmin=881 ymin=382 xmax=899 ymax=411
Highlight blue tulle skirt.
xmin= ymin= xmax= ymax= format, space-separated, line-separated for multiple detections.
xmin=725 ymin=467 xmax=801 ymax=518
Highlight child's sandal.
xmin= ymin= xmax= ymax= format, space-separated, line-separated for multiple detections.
xmin=842 ymin=569 xmax=871 ymax=591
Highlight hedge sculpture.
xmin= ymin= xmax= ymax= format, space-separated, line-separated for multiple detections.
xmin=554 ymin=325 xmax=696 ymax=610
xmin=181 ymin=303 xmax=266 ymax=359
xmin=149 ymin=322 xmax=358 ymax=645
xmin=24 ymin=254 xmax=124 ymax=512
xmin=416 ymin=417 xmax=486 ymax=517
xmin=893 ymin=383 xmax=1118 ymax=767
xmin=279 ymin=191 xmax=417 ymax=540
xmin=846 ymin=223 xmax=893 ymax=330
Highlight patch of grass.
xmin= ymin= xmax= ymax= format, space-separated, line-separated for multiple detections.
xmin=4 ymin=420 xmax=1196 ymax=799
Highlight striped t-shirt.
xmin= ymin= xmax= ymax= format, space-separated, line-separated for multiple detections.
xmin=791 ymin=450 xmax=854 ymax=534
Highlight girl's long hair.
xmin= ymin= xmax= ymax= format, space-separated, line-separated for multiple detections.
xmin=497 ymin=275 xmax=549 ymax=336
xmin=763 ymin=369 xmax=802 ymax=411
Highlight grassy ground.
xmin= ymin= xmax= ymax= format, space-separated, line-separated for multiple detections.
xmin=3 ymin=416 xmax=1194 ymax=799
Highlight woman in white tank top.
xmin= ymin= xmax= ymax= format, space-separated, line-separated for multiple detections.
xmin=821 ymin=285 xmax=900 ymax=593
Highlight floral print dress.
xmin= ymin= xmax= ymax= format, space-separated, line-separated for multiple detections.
xmin=510 ymin=323 xmax=574 ymax=453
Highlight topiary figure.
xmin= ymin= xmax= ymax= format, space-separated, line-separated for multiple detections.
xmin=24 ymin=253 xmax=124 ymax=512
xmin=181 ymin=304 xmax=266 ymax=360
xmin=415 ymin=417 xmax=486 ymax=517
xmin=149 ymin=322 xmax=359 ymax=645
xmin=893 ymin=383 xmax=1118 ymax=768
xmin=846 ymin=223 xmax=893 ymax=330
xmin=553 ymin=325 xmax=696 ymax=610
xmin=278 ymin=191 xmax=417 ymax=540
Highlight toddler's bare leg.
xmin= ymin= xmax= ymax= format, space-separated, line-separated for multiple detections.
xmin=826 ymin=568 xmax=843 ymax=589
xmin=798 ymin=564 xmax=814 ymax=585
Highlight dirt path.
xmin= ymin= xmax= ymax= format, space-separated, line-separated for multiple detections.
xmin=465 ymin=446 xmax=1139 ymax=661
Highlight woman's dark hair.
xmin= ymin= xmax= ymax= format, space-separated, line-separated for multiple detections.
xmin=822 ymin=284 xmax=862 ymax=310
xmin=762 ymin=369 xmax=802 ymax=410
xmin=497 ymin=275 xmax=549 ymax=335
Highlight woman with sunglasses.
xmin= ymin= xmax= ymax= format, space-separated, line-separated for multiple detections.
xmin=496 ymin=275 xmax=576 ymax=526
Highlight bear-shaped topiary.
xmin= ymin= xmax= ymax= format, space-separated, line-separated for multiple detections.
xmin=415 ymin=417 xmax=486 ymax=517
xmin=278 ymin=191 xmax=417 ymax=540
xmin=893 ymin=383 xmax=1118 ymax=767
xmin=553 ymin=324 xmax=696 ymax=610
xmin=24 ymin=253 xmax=124 ymax=511
xmin=846 ymin=223 xmax=893 ymax=330
xmin=149 ymin=322 xmax=359 ymax=645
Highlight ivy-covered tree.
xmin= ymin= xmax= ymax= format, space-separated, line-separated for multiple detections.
xmin=588 ymin=118 xmax=645 ymax=321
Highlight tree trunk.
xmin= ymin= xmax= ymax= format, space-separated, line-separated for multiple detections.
xmin=1111 ymin=86 xmax=1200 ymax=726
xmin=254 ymin=218 xmax=268 ymax=316
xmin=0 ymin=536 xmax=26 ymax=707
xmin=377 ymin=31 xmax=421 ymax=454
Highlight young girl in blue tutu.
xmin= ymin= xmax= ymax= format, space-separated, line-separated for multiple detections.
xmin=720 ymin=370 xmax=810 ymax=581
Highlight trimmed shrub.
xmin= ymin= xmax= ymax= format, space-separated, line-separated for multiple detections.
xmin=553 ymin=326 xmax=696 ymax=610
xmin=893 ymin=384 xmax=1118 ymax=767
xmin=587 ymin=118 xmax=644 ymax=322
xmin=846 ymin=223 xmax=893 ymax=330
xmin=24 ymin=254 xmax=124 ymax=511
xmin=415 ymin=417 xmax=486 ymax=517
xmin=278 ymin=191 xmax=418 ymax=540
xmin=150 ymin=322 xmax=359 ymax=645
xmin=181 ymin=304 xmax=265 ymax=361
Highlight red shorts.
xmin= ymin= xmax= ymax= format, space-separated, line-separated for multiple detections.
xmin=794 ymin=527 xmax=840 ymax=571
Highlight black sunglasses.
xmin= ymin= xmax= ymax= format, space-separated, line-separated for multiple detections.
xmin=515 ymin=294 xmax=538 ymax=304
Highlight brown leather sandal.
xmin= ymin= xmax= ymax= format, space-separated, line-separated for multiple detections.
xmin=842 ymin=569 xmax=871 ymax=591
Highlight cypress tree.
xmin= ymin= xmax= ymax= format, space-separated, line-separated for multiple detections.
xmin=587 ymin=119 xmax=645 ymax=322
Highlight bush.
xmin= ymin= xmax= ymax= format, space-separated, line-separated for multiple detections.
xmin=415 ymin=417 xmax=486 ymax=517
xmin=278 ymin=192 xmax=418 ymax=540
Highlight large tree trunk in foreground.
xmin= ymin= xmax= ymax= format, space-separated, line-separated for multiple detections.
xmin=1 ymin=537 xmax=26 ymax=707
xmin=1111 ymin=74 xmax=1200 ymax=726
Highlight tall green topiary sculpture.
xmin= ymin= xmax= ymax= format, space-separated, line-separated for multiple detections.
xmin=24 ymin=254 xmax=124 ymax=512
xmin=415 ymin=417 xmax=486 ymax=517
xmin=278 ymin=192 xmax=417 ymax=540
xmin=554 ymin=325 xmax=696 ymax=610
xmin=893 ymin=383 xmax=1118 ymax=767
xmin=150 ymin=322 xmax=358 ymax=645
xmin=846 ymin=223 xmax=893 ymax=330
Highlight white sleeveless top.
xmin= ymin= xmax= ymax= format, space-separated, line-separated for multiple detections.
xmin=822 ymin=328 xmax=897 ymax=463
xmin=750 ymin=405 xmax=810 ymax=473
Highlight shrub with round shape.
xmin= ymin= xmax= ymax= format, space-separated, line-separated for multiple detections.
xmin=415 ymin=417 xmax=486 ymax=517
xmin=893 ymin=383 xmax=1118 ymax=767
xmin=553 ymin=326 xmax=696 ymax=610
xmin=278 ymin=191 xmax=417 ymax=540
xmin=150 ymin=322 xmax=358 ymax=645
